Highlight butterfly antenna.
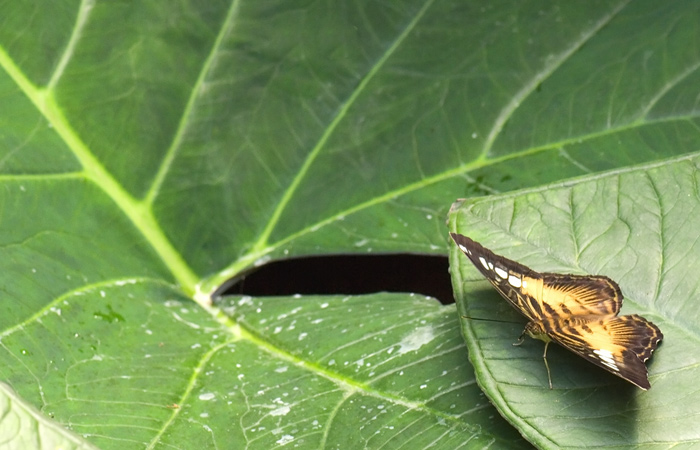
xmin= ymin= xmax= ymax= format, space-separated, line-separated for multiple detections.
xmin=461 ymin=315 xmax=522 ymax=325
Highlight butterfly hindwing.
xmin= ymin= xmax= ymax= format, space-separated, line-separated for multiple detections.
xmin=544 ymin=314 xmax=663 ymax=389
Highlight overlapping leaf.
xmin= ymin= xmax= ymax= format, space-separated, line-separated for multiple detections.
xmin=449 ymin=154 xmax=700 ymax=448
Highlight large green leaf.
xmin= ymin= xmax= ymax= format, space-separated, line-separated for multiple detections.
xmin=0 ymin=1 xmax=699 ymax=448
xmin=217 ymin=293 xmax=526 ymax=449
xmin=449 ymin=154 xmax=698 ymax=448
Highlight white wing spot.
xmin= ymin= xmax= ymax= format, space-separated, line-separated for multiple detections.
xmin=494 ymin=267 xmax=508 ymax=279
xmin=594 ymin=349 xmax=619 ymax=372
xmin=508 ymin=275 xmax=522 ymax=288
xmin=458 ymin=244 xmax=471 ymax=255
xmin=479 ymin=257 xmax=489 ymax=270
xmin=488 ymin=262 xmax=494 ymax=270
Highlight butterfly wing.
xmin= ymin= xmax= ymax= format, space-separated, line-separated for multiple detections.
xmin=450 ymin=233 xmax=622 ymax=320
xmin=450 ymin=232 xmax=540 ymax=321
xmin=451 ymin=233 xmax=663 ymax=389
xmin=545 ymin=314 xmax=663 ymax=389
xmin=540 ymin=273 xmax=622 ymax=316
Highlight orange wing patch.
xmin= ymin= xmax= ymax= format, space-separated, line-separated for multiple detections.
xmin=540 ymin=274 xmax=621 ymax=316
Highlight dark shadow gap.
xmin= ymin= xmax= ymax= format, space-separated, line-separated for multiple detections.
xmin=222 ymin=254 xmax=454 ymax=305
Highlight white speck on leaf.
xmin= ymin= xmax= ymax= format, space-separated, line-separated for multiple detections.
xmin=254 ymin=255 xmax=271 ymax=267
xmin=270 ymin=405 xmax=291 ymax=416
xmin=397 ymin=326 xmax=435 ymax=355
xmin=276 ymin=435 xmax=294 ymax=445
xmin=237 ymin=296 xmax=253 ymax=306
xmin=199 ymin=392 xmax=215 ymax=401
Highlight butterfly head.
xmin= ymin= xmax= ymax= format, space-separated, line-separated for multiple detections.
xmin=523 ymin=321 xmax=549 ymax=343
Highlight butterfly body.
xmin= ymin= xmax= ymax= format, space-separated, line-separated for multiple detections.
xmin=450 ymin=232 xmax=663 ymax=390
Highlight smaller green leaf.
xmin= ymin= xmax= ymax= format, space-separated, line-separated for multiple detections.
xmin=448 ymin=154 xmax=700 ymax=448
xmin=0 ymin=382 xmax=98 ymax=450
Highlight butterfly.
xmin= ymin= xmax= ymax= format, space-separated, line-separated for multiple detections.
xmin=450 ymin=232 xmax=663 ymax=390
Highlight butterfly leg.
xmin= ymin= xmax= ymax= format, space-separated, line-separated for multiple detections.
xmin=512 ymin=331 xmax=526 ymax=346
xmin=542 ymin=341 xmax=553 ymax=389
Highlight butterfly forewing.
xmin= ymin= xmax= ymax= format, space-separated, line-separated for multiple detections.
xmin=450 ymin=232 xmax=542 ymax=321
xmin=450 ymin=233 xmax=622 ymax=320
xmin=540 ymin=273 xmax=622 ymax=316
xmin=450 ymin=232 xmax=663 ymax=389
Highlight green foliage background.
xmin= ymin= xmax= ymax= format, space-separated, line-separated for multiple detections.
xmin=0 ymin=1 xmax=697 ymax=448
